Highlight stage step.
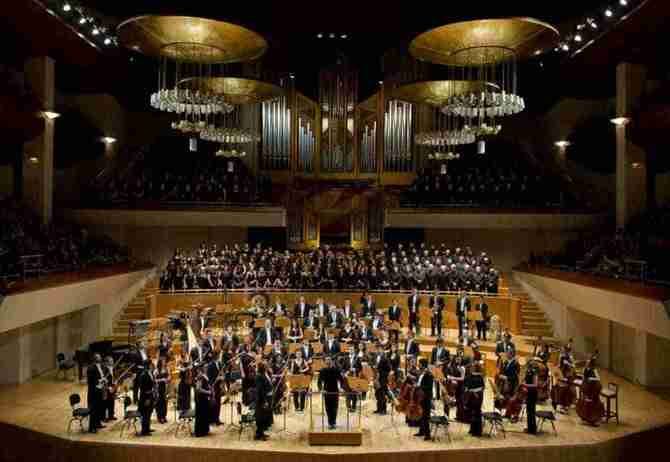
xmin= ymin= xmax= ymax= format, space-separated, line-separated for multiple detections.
xmin=504 ymin=273 xmax=554 ymax=339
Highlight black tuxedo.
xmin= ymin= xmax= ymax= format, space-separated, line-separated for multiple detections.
xmin=323 ymin=339 xmax=341 ymax=356
xmin=429 ymin=295 xmax=445 ymax=336
xmin=318 ymin=366 xmax=345 ymax=426
xmin=474 ymin=302 xmax=489 ymax=340
xmin=303 ymin=316 xmax=320 ymax=330
xmin=431 ymin=346 xmax=450 ymax=365
xmin=87 ymin=363 xmax=104 ymax=432
xmin=207 ymin=360 xmax=223 ymax=424
xmin=255 ymin=373 xmax=274 ymax=437
xmin=375 ymin=354 xmax=392 ymax=413
xmin=255 ymin=327 xmax=279 ymax=348
xmin=388 ymin=305 xmax=402 ymax=323
xmin=361 ymin=299 xmax=376 ymax=317
xmin=416 ymin=370 xmax=434 ymax=436
xmin=138 ymin=368 xmax=155 ymax=435
xmin=407 ymin=294 xmax=421 ymax=332
xmin=456 ymin=296 xmax=470 ymax=338
xmin=327 ymin=311 xmax=343 ymax=328
xmin=405 ymin=338 xmax=420 ymax=357
xmin=294 ymin=303 xmax=311 ymax=319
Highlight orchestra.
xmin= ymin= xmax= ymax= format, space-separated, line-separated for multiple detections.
xmin=83 ymin=292 xmax=607 ymax=443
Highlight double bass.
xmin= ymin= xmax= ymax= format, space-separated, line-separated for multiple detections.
xmin=576 ymin=379 xmax=605 ymax=425
xmin=551 ymin=366 xmax=576 ymax=411
xmin=504 ymin=384 xmax=528 ymax=422
xmin=395 ymin=377 xmax=424 ymax=421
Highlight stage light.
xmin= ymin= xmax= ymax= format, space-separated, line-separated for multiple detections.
xmin=63 ymin=3 xmax=71 ymax=12
xmin=610 ymin=117 xmax=630 ymax=126
xmin=329 ymin=33 xmax=335 ymax=38
xmin=28 ymin=156 xmax=40 ymax=164
xmin=534 ymin=49 xmax=542 ymax=56
xmin=289 ymin=73 xmax=295 ymax=79
xmin=631 ymin=162 xmax=642 ymax=169
xmin=605 ymin=8 xmax=614 ymax=17
xmin=41 ymin=111 xmax=61 ymax=120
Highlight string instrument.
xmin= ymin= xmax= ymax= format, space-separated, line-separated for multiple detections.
xmin=504 ymin=384 xmax=528 ymax=421
xmin=395 ymin=378 xmax=424 ymax=420
xmin=463 ymin=388 xmax=483 ymax=423
xmin=107 ymin=364 xmax=135 ymax=399
xmin=536 ymin=361 xmax=550 ymax=402
xmin=576 ymin=379 xmax=605 ymax=425
xmin=550 ymin=367 xmax=576 ymax=410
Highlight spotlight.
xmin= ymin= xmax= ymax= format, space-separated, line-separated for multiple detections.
xmin=92 ymin=27 xmax=99 ymax=36
xmin=63 ymin=3 xmax=72 ymax=12
xmin=619 ymin=0 xmax=628 ymax=5
xmin=289 ymin=73 xmax=295 ymax=79
xmin=28 ymin=156 xmax=40 ymax=164
xmin=610 ymin=116 xmax=631 ymax=126
xmin=534 ymin=49 xmax=542 ymax=56
xmin=378 ymin=80 xmax=383 ymax=85
xmin=574 ymin=34 xmax=582 ymax=42
xmin=340 ymin=34 xmax=347 ymax=39
xmin=561 ymin=43 xmax=570 ymax=51
xmin=605 ymin=8 xmax=614 ymax=17
xmin=104 ymin=37 xmax=112 ymax=45
xmin=79 ymin=16 xmax=87 ymax=24
xmin=41 ymin=111 xmax=61 ymax=120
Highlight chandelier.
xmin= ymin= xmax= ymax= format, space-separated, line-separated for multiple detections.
xmin=410 ymin=18 xmax=559 ymax=132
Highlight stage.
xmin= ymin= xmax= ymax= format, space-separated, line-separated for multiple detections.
xmin=1 ymin=369 xmax=669 ymax=462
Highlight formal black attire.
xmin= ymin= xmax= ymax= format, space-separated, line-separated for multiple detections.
xmin=86 ymin=363 xmax=104 ymax=432
xmin=429 ymin=295 xmax=445 ymax=337
xmin=255 ymin=372 xmax=274 ymax=437
xmin=455 ymin=296 xmax=470 ymax=338
xmin=416 ymin=370 xmax=434 ymax=439
xmin=375 ymin=354 xmax=391 ymax=414
xmin=177 ymin=365 xmax=192 ymax=411
xmin=194 ymin=375 xmax=211 ymax=437
xmin=323 ymin=339 xmax=341 ymax=357
xmin=103 ymin=365 xmax=116 ymax=421
xmin=474 ymin=302 xmax=489 ymax=340
xmin=407 ymin=294 xmax=421 ymax=333
xmin=524 ymin=369 xmax=538 ymax=434
xmin=318 ymin=365 xmax=346 ymax=428
xmin=464 ymin=373 xmax=485 ymax=436
xmin=290 ymin=359 xmax=310 ymax=411
xmin=155 ymin=368 xmax=169 ymax=423
xmin=207 ymin=360 xmax=223 ymax=424
xmin=137 ymin=368 xmax=155 ymax=435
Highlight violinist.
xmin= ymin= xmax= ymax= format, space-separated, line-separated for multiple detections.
xmin=207 ymin=352 xmax=224 ymax=425
xmin=304 ymin=310 xmax=320 ymax=330
xmin=158 ymin=332 xmax=171 ymax=361
xmin=373 ymin=351 xmax=391 ymax=415
xmin=177 ymin=354 xmax=193 ymax=411
xmin=272 ymin=296 xmax=287 ymax=317
xmin=287 ymin=318 xmax=304 ymax=343
xmin=414 ymin=358 xmax=433 ymax=441
xmin=359 ymin=322 xmax=374 ymax=343
xmin=524 ymin=363 xmax=539 ymax=434
xmin=389 ymin=343 xmax=401 ymax=373
xmin=290 ymin=350 xmax=310 ymax=412
xmin=429 ymin=289 xmax=444 ymax=337
xmin=464 ymin=363 xmax=485 ymax=436
xmin=447 ymin=355 xmax=466 ymax=421
xmin=154 ymin=358 xmax=170 ymax=424
xmin=299 ymin=339 xmax=313 ymax=362
xmin=324 ymin=332 xmax=341 ymax=356
xmin=194 ymin=365 xmax=212 ymax=437
xmin=341 ymin=321 xmax=357 ymax=343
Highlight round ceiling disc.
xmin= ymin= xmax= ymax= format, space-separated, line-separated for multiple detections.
xmin=117 ymin=15 xmax=267 ymax=64
xmin=409 ymin=17 xmax=559 ymax=65
xmin=178 ymin=77 xmax=283 ymax=104
xmin=392 ymin=80 xmax=493 ymax=107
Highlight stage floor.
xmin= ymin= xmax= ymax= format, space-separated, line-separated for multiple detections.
xmin=1 ymin=369 xmax=669 ymax=456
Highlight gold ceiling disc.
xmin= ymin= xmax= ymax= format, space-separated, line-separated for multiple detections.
xmin=409 ymin=18 xmax=559 ymax=65
xmin=178 ymin=77 xmax=283 ymax=104
xmin=392 ymin=80 xmax=492 ymax=107
xmin=117 ymin=15 xmax=267 ymax=64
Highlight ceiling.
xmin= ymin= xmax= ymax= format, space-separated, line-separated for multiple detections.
xmin=4 ymin=1 xmax=668 ymax=110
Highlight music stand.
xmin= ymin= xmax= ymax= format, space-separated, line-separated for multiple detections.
xmin=311 ymin=358 xmax=325 ymax=373
xmin=254 ymin=318 xmax=268 ymax=329
xmin=275 ymin=316 xmax=290 ymax=329
xmin=288 ymin=343 xmax=301 ymax=355
xmin=347 ymin=377 xmax=369 ymax=429
xmin=304 ymin=329 xmax=317 ymax=341
xmin=311 ymin=343 xmax=324 ymax=355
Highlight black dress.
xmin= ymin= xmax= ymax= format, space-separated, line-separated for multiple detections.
xmin=177 ymin=367 xmax=192 ymax=411
xmin=464 ymin=373 xmax=484 ymax=436
xmin=194 ymin=376 xmax=211 ymax=437
xmin=155 ymin=368 xmax=169 ymax=423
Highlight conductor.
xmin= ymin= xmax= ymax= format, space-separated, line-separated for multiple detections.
xmin=318 ymin=356 xmax=347 ymax=429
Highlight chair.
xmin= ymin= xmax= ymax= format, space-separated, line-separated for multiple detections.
xmin=67 ymin=394 xmax=90 ymax=433
xmin=482 ymin=411 xmax=506 ymax=438
xmin=429 ymin=414 xmax=451 ymax=442
xmin=119 ymin=396 xmax=142 ymax=437
xmin=537 ymin=410 xmax=557 ymax=435
xmin=236 ymin=402 xmax=256 ymax=440
xmin=57 ymin=353 xmax=76 ymax=380
xmin=600 ymin=383 xmax=619 ymax=424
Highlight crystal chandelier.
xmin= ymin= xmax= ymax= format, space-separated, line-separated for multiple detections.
xmin=200 ymin=106 xmax=260 ymax=158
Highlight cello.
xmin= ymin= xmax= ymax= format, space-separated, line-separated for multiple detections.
xmin=576 ymin=355 xmax=605 ymax=425
xmin=504 ymin=384 xmax=528 ymax=422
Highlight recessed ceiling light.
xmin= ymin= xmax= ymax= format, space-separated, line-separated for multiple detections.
xmin=534 ymin=49 xmax=542 ymax=56
xmin=101 ymin=136 xmax=117 ymax=144
xmin=561 ymin=43 xmax=570 ymax=51
xmin=317 ymin=33 xmax=323 ymax=38
xmin=341 ymin=34 xmax=347 ymax=39
xmin=619 ymin=0 xmax=628 ymax=6
xmin=574 ymin=34 xmax=582 ymax=42
xmin=605 ymin=8 xmax=614 ymax=17
xmin=63 ymin=3 xmax=72 ymax=12
xmin=610 ymin=116 xmax=631 ymax=126
xmin=79 ymin=16 xmax=87 ymax=24
xmin=28 ymin=156 xmax=39 ymax=164
xmin=329 ymin=33 xmax=335 ymax=38
xmin=104 ymin=37 xmax=112 ymax=45
xmin=92 ymin=27 xmax=99 ymax=36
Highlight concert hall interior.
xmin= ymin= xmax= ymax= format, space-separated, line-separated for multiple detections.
xmin=2 ymin=1 xmax=670 ymax=461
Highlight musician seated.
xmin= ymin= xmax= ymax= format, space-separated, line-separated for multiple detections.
xmin=303 ymin=311 xmax=320 ymax=330
xmin=271 ymin=297 xmax=287 ymax=317
xmin=323 ymin=332 xmax=341 ymax=356
xmin=371 ymin=313 xmax=385 ymax=331
xmin=255 ymin=319 xmax=280 ymax=348
xmin=359 ymin=322 xmax=375 ymax=343
xmin=341 ymin=298 xmax=355 ymax=320
xmin=287 ymin=318 xmax=303 ymax=343
xmin=341 ymin=322 xmax=357 ymax=342
xmin=294 ymin=296 xmax=311 ymax=319
xmin=299 ymin=339 xmax=313 ymax=361
xmin=222 ymin=325 xmax=239 ymax=349
xmin=314 ymin=297 xmax=328 ymax=318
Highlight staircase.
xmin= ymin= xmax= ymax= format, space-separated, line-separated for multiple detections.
xmin=108 ymin=279 xmax=159 ymax=343
xmin=505 ymin=274 xmax=554 ymax=338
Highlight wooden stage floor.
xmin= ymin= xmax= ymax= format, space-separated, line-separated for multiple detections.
xmin=1 ymin=369 xmax=669 ymax=462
